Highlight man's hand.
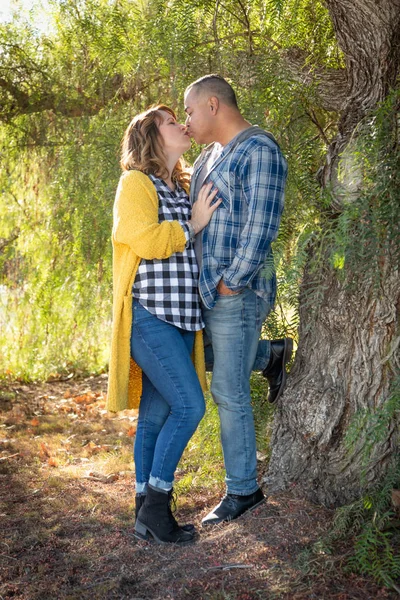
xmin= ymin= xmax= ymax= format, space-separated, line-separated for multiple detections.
xmin=217 ymin=280 xmax=241 ymax=296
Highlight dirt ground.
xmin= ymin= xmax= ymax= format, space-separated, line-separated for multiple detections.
xmin=0 ymin=376 xmax=397 ymax=600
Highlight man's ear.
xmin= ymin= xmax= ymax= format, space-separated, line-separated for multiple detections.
xmin=208 ymin=96 xmax=219 ymax=114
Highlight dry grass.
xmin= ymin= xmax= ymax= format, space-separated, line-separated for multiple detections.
xmin=0 ymin=376 xmax=397 ymax=600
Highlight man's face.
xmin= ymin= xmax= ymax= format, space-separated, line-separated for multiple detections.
xmin=184 ymin=88 xmax=215 ymax=145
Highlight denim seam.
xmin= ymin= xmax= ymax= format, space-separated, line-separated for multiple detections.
xmin=241 ymin=293 xmax=251 ymax=482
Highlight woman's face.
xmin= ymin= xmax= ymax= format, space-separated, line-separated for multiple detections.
xmin=157 ymin=110 xmax=191 ymax=155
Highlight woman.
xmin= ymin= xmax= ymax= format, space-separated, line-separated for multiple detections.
xmin=107 ymin=105 xmax=221 ymax=545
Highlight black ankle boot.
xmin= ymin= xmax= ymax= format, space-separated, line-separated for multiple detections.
xmin=135 ymin=485 xmax=195 ymax=545
xmin=135 ymin=491 xmax=195 ymax=533
xmin=135 ymin=493 xmax=147 ymax=520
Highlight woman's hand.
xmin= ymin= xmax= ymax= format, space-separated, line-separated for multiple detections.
xmin=189 ymin=182 xmax=222 ymax=234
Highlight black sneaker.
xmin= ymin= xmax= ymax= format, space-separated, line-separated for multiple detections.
xmin=201 ymin=488 xmax=265 ymax=526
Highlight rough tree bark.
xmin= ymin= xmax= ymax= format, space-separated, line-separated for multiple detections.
xmin=264 ymin=0 xmax=400 ymax=507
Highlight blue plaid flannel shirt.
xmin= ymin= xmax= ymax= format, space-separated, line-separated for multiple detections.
xmin=190 ymin=127 xmax=288 ymax=310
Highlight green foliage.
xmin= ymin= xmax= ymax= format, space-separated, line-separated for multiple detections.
xmin=332 ymin=90 xmax=400 ymax=283
xmin=310 ymin=89 xmax=400 ymax=291
xmin=0 ymin=107 xmax=122 ymax=379
xmin=345 ymin=376 xmax=400 ymax=476
xmin=1 ymin=0 xmax=333 ymax=379
xmin=327 ymin=458 xmax=400 ymax=591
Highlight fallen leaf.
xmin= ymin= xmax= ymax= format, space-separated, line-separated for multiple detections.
xmin=74 ymin=394 xmax=94 ymax=405
xmin=85 ymin=441 xmax=102 ymax=455
xmin=127 ymin=425 xmax=137 ymax=437
xmin=47 ymin=457 xmax=58 ymax=467
xmin=30 ymin=418 xmax=40 ymax=427
xmin=40 ymin=442 xmax=51 ymax=459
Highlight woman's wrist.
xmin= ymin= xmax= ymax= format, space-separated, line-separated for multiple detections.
xmin=189 ymin=220 xmax=200 ymax=234
xmin=186 ymin=221 xmax=196 ymax=243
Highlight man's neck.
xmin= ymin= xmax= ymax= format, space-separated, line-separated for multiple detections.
xmin=215 ymin=118 xmax=252 ymax=146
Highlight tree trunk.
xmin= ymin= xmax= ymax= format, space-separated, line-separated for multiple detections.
xmin=265 ymin=259 xmax=400 ymax=507
xmin=264 ymin=0 xmax=400 ymax=507
xmin=319 ymin=0 xmax=400 ymax=205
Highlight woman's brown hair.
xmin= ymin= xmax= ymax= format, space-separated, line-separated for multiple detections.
xmin=120 ymin=105 xmax=190 ymax=189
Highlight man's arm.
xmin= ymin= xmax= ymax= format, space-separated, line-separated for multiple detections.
xmin=220 ymin=143 xmax=287 ymax=292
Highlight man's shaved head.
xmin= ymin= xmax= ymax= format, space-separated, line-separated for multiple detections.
xmin=185 ymin=74 xmax=238 ymax=109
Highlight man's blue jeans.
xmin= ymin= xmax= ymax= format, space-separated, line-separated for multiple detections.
xmin=130 ymin=300 xmax=205 ymax=492
xmin=202 ymin=288 xmax=271 ymax=495
xmin=204 ymin=334 xmax=271 ymax=372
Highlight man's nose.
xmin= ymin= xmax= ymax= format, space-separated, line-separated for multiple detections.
xmin=185 ymin=115 xmax=190 ymax=127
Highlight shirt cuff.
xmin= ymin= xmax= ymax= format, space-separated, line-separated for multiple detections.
xmin=220 ymin=273 xmax=244 ymax=292
xmin=181 ymin=222 xmax=195 ymax=246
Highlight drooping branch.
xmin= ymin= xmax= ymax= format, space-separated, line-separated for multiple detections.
xmin=0 ymin=76 xmax=100 ymax=121
xmin=0 ymin=69 xmax=163 ymax=123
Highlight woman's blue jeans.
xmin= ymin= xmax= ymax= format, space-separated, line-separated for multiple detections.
xmin=130 ymin=299 xmax=205 ymax=492
xmin=202 ymin=288 xmax=271 ymax=496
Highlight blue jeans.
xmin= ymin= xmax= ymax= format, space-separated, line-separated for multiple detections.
xmin=202 ymin=288 xmax=271 ymax=495
xmin=130 ymin=300 xmax=205 ymax=492
xmin=204 ymin=334 xmax=271 ymax=371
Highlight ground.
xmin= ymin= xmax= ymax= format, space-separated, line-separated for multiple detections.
xmin=0 ymin=376 xmax=397 ymax=600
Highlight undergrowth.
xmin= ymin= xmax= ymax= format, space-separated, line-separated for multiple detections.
xmin=325 ymin=459 xmax=400 ymax=592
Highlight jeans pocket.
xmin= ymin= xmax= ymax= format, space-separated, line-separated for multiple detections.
xmin=133 ymin=299 xmax=147 ymax=318
xmin=256 ymin=296 xmax=271 ymax=324
xmin=217 ymin=288 xmax=245 ymax=300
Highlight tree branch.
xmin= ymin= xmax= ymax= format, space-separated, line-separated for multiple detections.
xmin=283 ymin=47 xmax=348 ymax=113
xmin=0 ymin=232 xmax=19 ymax=254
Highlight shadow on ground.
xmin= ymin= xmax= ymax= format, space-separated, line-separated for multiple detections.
xmin=0 ymin=377 xmax=396 ymax=600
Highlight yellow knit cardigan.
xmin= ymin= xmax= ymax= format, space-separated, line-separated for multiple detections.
xmin=106 ymin=170 xmax=207 ymax=413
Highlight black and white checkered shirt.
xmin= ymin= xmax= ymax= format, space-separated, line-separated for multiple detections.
xmin=132 ymin=175 xmax=203 ymax=331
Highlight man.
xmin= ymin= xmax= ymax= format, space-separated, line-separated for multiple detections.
xmin=184 ymin=74 xmax=291 ymax=526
